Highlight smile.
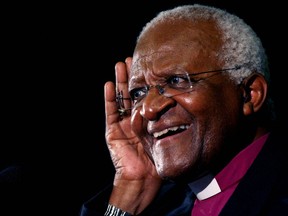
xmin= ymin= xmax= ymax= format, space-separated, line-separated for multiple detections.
xmin=153 ymin=125 xmax=189 ymax=139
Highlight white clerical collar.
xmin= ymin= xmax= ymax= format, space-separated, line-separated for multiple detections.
xmin=188 ymin=173 xmax=221 ymax=200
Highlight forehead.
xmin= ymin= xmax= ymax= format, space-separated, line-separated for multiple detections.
xmin=131 ymin=51 xmax=185 ymax=73
xmin=129 ymin=51 xmax=188 ymax=85
xmin=129 ymin=20 xmax=223 ymax=83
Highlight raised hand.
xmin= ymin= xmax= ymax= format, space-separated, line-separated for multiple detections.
xmin=104 ymin=57 xmax=161 ymax=214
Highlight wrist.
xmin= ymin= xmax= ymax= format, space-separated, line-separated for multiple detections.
xmin=104 ymin=204 xmax=132 ymax=216
xmin=109 ymin=178 xmax=162 ymax=214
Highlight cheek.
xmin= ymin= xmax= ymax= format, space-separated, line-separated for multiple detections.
xmin=177 ymin=92 xmax=212 ymax=115
xmin=180 ymin=86 xmax=240 ymax=122
xmin=177 ymin=90 xmax=237 ymax=153
xmin=131 ymin=109 xmax=143 ymax=135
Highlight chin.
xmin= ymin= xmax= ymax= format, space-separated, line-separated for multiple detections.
xmin=157 ymin=167 xmax=192 ymax=182
xmin=159 ymin=165 xmax=208 ymax=184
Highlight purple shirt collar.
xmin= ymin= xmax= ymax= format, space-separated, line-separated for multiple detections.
xmin=189 ymin=133 xmax=270 ymax=200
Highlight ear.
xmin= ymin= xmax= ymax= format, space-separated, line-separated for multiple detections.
xmin=242 ymin=73 xmax=268 ymax=116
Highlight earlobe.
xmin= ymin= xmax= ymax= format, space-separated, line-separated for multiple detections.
xmin=242 ymin=73 xmax=268 ymax=116
xmin=243 ymin=101 xmax=254 ymax=115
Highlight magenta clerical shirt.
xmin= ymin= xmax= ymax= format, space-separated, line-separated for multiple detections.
xmin=190 ymin=133 xmax=270 ymax=216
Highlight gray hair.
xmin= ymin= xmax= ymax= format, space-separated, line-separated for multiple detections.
xmin=136 ymin=4 xmax=275 ymax=120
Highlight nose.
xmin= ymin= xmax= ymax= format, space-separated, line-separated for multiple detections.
xmin=139 ymin=87 xmax=176 ymax=120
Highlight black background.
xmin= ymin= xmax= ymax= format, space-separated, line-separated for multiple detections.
xmin=2 ymin=0 xmax=286 ymax=215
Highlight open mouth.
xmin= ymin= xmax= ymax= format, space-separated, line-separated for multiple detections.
xmin=153 ymin=125 xmax=189 ymax=139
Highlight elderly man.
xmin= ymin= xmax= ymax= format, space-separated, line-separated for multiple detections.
xmin=81 ymin=4 xmax=287 ymax=216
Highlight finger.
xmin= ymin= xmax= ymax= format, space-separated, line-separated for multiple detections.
xmin=115 ymin=61 xmax=131 ymax=112
xmin=125 ymin=57 xmax=133 ymax=76
xmin=105 ymin=81 xmax=119 ymax=125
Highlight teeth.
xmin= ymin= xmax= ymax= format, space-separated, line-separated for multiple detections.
xmin=153 ymin=125 xmax=189 ymax=138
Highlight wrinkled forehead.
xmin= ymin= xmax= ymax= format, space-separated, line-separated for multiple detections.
xmin=129 ymin=48 xmax=221 ymax=85
xmin=130 ymin=27 xmax=223 ymax=74
xmin=129 ymin=50 xmax=176 ymax=85
xmin=130 ymin=51 xmax=180 ymax=74
xmin=129 ymin=50 xmax=190 ymax=85
xmin=129 ymin=20 xmax=224 ymax=84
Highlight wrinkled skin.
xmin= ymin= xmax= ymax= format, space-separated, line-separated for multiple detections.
xmin=104 ymin=19 xmax=267 ymax=214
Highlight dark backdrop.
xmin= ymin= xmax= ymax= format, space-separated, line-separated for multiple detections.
xmin=2 ymin=1 xmax=286 ymax=215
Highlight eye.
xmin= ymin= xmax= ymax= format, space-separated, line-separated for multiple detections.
xmin=167 ymin=74 xmax=191 ymax=89
xmin=129 ymin=87 xmax=148 ymax=104
xmin=168 ymin=75 xmax=183 ymax=85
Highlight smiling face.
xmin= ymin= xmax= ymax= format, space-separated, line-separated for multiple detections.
xmin=129 ymin=19 xmax=244 ymax=180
